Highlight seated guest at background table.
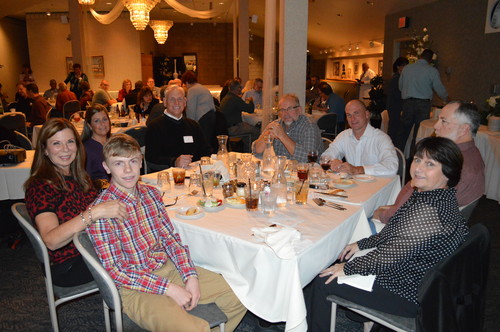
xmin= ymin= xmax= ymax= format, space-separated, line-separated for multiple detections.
xmin=92 ymin=80 xmax=117 ymax=108
xmin=305 ymin=136 xmax=468 ymax=332
xmin=19 ymin=64 xmax=36 ymax=85
xmin=181 ymin=71 xmax=217 ymax=149
xmin=313 ymin=82 xmax=346 ymax=131
xmin=79 ymin=81 xmax=94 ymax=110
xmin=124 ymin=80 xmax=142 ymax=109
xmin=55 ymin=82 xmax=77 ymax=116
xmin=254 ymin=94 xmax=323 ymax=163
xmin=306 ymin=75 xmax=321 ymax=105
xmin=146 ymin=85 xmax=168 ymax=126
xmin=26 ymin=83 xmax=50 ymax=128
xmin=146 ymin=77 xmax=161 ymax=100
xmin=81 ymin=104 xmax=111 ymax=182
xmin=146 ymin=85 xmax=211 ymax=172
xmin=168 ymin=78 xmax=182 ymax=87
xmin=242 ymin=78 xmax=263 ymax=108
xmin=133 ymin=86 xmax=158 ymax=121
xmin=0 ymin=83 xmax=9 ymax=111
xmin=24 ymin=118 xmax=128 ymax=287
xmin=374 ymin=101 xmax=485 ymax=224
xmin=43 ymin=79 xmax=58 ymax=100
xmin=14 ymin=82 xmax=33 ymax=117
xmin=220 ymin=80 xmax=260 ymax=142
xmin=64 ymin=63 xmax=88 ymax=99
xmin=322 ymin=99 xmax=398 ymax=176
xmin=87 ymin=134 xmax=246 ymax=332
xmin=117 ymin=79 xmax=132 ymax=102
xmin=220 ymin=77 xmax=241 ymax=102
xmin=241 ymin=79 xmax=254 ymax=95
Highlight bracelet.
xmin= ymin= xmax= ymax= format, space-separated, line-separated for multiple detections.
xmin=80 ymin=212 xmax=91 ymax=228
xmin=87 ymin=207 xmax=93 ymax=225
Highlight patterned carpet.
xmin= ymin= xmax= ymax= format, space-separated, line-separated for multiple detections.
xmin=0 ymin=196 xmax=498 ymax=332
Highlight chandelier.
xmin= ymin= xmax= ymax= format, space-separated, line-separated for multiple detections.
xmin=78 ymin=0 xmax=95 ymax=4
xmin=122 ymin=0 xmax=160 ymax=30
xmin=149 ymin=20 xmax=174 ymax=44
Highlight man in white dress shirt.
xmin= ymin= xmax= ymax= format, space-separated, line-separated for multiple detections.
xmin=322 ymin=99 xmax=398 ymax=176
xmin=358 ymin=63 xmax=376 ymax=104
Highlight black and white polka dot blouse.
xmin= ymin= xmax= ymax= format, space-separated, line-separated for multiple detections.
xmin=344 ymin=187 xmax=468 ymax=304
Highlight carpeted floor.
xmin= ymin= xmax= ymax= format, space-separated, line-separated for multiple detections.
xmin=0 ymin=196 xmax=498 ymax=331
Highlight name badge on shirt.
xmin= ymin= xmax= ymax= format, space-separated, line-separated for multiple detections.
xmin=183 ymin=136 xmax=194 ymax=143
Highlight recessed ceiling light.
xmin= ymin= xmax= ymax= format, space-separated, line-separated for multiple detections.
xmin=106 ymin=2 xmax=112 ymax=5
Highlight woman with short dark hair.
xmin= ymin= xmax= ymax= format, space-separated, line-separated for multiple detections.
xmin=133 ymin=87 xmax=158 ymax=121
xmin=305 ymin=136 xmax=468 ymax=331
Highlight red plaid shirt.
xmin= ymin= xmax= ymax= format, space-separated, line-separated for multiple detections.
xmin=87 ymin=182 xmax=197 ymax=295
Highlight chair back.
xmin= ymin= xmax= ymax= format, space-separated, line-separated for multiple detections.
xmin=416 ymin=223 xmax=491 ymax=332
xmin=322 ymin=137 xmax=332 ymax=151
xmin=124 ymin=126 xmax=147 ymax=147
xmin=395 ymin=147 xmax=405 ymax=186
xmin=74 ymin=232 xmax=121 ymax=312
xmin=459 ymin=197 xmax=480 ymax=222
xmin=63 ymin=100 xmax=81 ymax=119
xmin=0 ymin=112 xmax=27 ymax=136
xmin=12 ymin=203 xmax=48 ymax=266
xmin=13 ymin=130 xmax=33 ymax=150
xmin=317 ymin=113 xmax=337 ymax=139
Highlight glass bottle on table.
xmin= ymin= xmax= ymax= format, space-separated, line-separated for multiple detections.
xmin=271 ymin=156 xmax=288 ymax=207
xmin=216 ymin=135 xmax=229 ymax=169
xmin=261 ymin=136 xmax=276 ymax=180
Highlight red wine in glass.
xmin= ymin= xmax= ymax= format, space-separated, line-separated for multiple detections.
xmin=307 ymin=151 xmax=318 ymax=163
xmin=321 ymin=163 xmax=330 ymax=171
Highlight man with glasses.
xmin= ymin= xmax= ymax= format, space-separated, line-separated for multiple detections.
xmin=92 ymin=80 xmax=117 ymax=107
xmin=374 ymin=101 xmax=484 ymax=224
xmin=254 ymin=94 xmax=323 ymax=163
xmin=322 ymin=99 xmax=398 ymax=176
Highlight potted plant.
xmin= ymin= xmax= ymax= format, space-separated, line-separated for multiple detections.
xmin=367 ymin=75 xmax=386 ymax=128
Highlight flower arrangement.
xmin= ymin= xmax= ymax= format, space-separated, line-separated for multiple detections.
xmin=407 ymin=27 xmax=435 ymax=63
xmin=480 ymin=95 xmax=500 ymax=125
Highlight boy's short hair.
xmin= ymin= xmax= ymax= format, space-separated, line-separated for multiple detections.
xmin=103 ymin=134 xmax=141 ymax=160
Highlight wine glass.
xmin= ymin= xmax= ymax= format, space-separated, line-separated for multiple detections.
xmin=320 ymin=155 xmax=331 ymax=175
xmin=307 ymin=150 xmax=318 ymax=164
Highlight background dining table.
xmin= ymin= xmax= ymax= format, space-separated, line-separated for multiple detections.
xmin=417 ymin=119 xmax=500 ymax=203
xmin=142 ymin=171 xmax=401 ymax=332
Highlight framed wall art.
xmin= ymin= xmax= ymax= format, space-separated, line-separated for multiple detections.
xmin=91 ymin=56 xmax=105 ymax=76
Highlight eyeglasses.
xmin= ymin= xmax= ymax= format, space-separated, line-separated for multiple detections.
xmin=278 ymin=105 xmax=300 ymax=113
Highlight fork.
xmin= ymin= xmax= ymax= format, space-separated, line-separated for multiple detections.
xmin=313 ymin=198 xmax=346 ymax=210
xmin=165 ymin=196 xmax=179 ymax=207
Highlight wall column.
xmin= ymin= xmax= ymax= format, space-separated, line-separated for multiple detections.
xmin=68 ymin=0 xmax=86 ymax=67
xmin=279 ymin=0 xmax=308 ymax=107
xmin=261 ymin=0 xmax=277 ymax=130
xmin=237 ymin=0 xmax=249 ymax=83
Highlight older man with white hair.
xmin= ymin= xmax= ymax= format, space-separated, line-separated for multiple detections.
xmin=254 ymin=94 xmax=323 ymax=163
xmin=145 ymin=85 xmax=211 ymax=172
xmin=375 ymin=101 xmax=485 ymax=223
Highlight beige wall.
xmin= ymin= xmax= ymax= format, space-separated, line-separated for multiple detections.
xmin=384 ymin=0 xmax=500 ymax=108
xmin=0 ymin=17 xmax=30 ymax=102
xmin=26 ymin=13 xmax=142 ymax=93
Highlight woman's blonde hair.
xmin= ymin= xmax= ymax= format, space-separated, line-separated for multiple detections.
xmin=24 ymin=118 xmax=92 ymax=192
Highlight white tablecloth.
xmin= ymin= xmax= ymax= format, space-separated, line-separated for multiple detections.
xmin=417 ymin=119 xmax=500 ymax=202
xmin=0 ymin=150 xmax=34 ymax=200
xmin=142 ymin=172 xmax=401 ymax=332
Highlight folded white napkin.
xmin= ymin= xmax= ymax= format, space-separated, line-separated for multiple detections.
xmin=318 ymin=194 xmax=361 ymax=206
xmin=140 ymin=173 xmax=158 ymax=185
xmin=337 ymin=248 xmax=376 ymax=291
xmin=251 ymin=226 xmax=301 ymax=259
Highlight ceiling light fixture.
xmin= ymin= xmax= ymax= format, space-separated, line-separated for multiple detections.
xmin=46 ymin=10 xmax=51 ymax=16
xmin=149 ymin=20 xmax=173 ymax=44
xmin=355 ymin=43 xmax=360 ymax=50
xmin=348 ymin=43 xmax=352 ymax=51
xmin=78 ymin=0 xmax=96 ymax=4
xmin=123 ymin=0 xmax=160 ymax=30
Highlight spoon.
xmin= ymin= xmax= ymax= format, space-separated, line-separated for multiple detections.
xmin=313 ymin=198 xmax=346 ymax=210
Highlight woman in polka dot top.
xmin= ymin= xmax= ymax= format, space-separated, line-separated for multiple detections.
xmin=305 ymin=137 xmax=468 ymax=331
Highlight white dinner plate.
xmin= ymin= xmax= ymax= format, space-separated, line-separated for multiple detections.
xmin=175 ymin=207 xmax=205 ymax=220
xmin=332 ymin=179 xmax=356 ymax=189
xmin=197 ymin=199 xmax=225 ymax=212
xmin=354 ymin=175 xmax=376 ymax=183
xmin=225 ymin=196 xmax=247 ymax=209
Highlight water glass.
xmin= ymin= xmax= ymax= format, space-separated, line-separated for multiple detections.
xmin=157 ymin=171 xmax=171 ymax=193
xmin=260 ymin=192 xmax=277 ymax=216
xmin=213 ymin=170 xmax=222 ymax=187
xmin=309 ymin=166 xmax=322 ymax=186
xmin=201 ymin=171 xmax=215 ymax=197
xmin=286 ymin=178 xmax=296 ymax=203
xmin=200 ymin=156 xmax=212 ymax=166
xmin=189 ymin=173 xmax=202 ymax=192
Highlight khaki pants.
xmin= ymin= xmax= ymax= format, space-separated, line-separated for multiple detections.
xmin=120 ymin=260 xmax=246 ymax=332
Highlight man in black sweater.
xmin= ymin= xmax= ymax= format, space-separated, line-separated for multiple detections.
xmin=145 ymin=85 xmax=211 ymax=172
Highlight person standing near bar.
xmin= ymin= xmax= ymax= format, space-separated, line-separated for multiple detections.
xmin=396 ymin=49 xmax=448 ymax=153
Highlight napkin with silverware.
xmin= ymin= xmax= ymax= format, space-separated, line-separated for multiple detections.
xmin=251 ymin=226 xmax=302 ymax=259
